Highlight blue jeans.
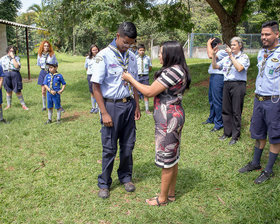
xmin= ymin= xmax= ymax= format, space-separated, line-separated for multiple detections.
xmin=207 ymin=73 xmax=224 ymax=129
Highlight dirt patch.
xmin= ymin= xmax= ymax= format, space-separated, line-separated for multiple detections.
xmin=194 ymin=77 xmax=210 ymax=87
xmin=23 ymin=78 xmax=37 ymax=83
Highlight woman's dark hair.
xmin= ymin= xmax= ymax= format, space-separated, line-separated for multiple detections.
xmin=88 ymin=44 xmax=99 ymax=59
xmin=6 ymin=46 xmax=17 ymax=54
xmin=154 ymin=41 xmax=191 ymax=90
xmin=138 ymin=44 xmax=145 ymax=50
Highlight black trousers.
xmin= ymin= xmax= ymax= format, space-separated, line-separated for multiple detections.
xmin=222 ymin=81 xmax=246 ymax=140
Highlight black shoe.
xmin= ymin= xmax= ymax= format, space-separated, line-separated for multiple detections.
xmin=60 ymin=107 xmax=65 ymax=113
xmin=219 ymin=134 xmax=228 ymax=141
xmin=0 ymin=119 xmax=9 ymax=124
xmin=98 ymin=188 xmax=110 ymax=199
xmin=239 ymin=162 xmax=262 ymax=173
xmin=210 ymin=127 xmax=220 ymax=132
xmin=45 ymin=119 xmax=52 ymax=125
xmin=42 ymin=108 xmax=46 ymax=111
xmin=229 ymin=138 xmax=238 ymax=145
xmin=202 ymin=121 xmax=211 ymax=125
xmin=254 ymin=170 xmax=274 ymax=184
xmin=124 ymin=182 xmax=136 ymax=192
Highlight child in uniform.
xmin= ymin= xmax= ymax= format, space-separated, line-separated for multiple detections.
xmin=0 ymin=65 xmax=7 ymax=123
xmin=136 ymin=44 xmax=152 ymax=114
xmin=43 ymin=62 xmax=66 ymax=124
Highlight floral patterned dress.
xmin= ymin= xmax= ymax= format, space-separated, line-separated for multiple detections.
xmin=154 ymin=65 xmax=186 ymax=168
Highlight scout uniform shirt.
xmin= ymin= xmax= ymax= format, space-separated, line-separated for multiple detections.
xmin=255 ymin=45 xmax=280 ymax=96
xmin=43 ymin=73 xmax=66 ymax=92
xmin=136 ymin=54 xmax=152 ymax=75
xmin=217 ymin=51 xmax=250 ymax=81
xmin=208 ymin=50 xmax=228 ymax=74
xmin=0 ymin=55 xmax=21 ymax=71
xmin=37 ymin=54 xmax=58 ymax=69
xmin=90 ymin=39 xmax=138 ymax=100
xmin=85 ymin=56 xmax=96 ymax=75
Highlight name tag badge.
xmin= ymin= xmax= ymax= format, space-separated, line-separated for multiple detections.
xmin=55 ymin=83 xmax=58 ymax=86
xmin=269 ymin=69 xmax=274 ymax=75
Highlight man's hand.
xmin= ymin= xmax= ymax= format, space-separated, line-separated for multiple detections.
xmin=50 ymin=90 xmax=56 ymax=95
xmin=134 ymin=106 xmax=141 ymax=120
xmin=102 ymin=112 xmax=113 ymax=127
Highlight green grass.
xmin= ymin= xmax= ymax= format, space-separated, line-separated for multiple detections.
xmin=1 ymin=53 xmax=280 ymax=224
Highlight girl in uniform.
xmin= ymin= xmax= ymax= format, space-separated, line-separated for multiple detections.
xmin=0 ymin=46 xmax=28 ymax=110
xmin=37 ymin=40 xmax=58 ymax=111
xmin=85 ymin=44 xmax=99 ymax=113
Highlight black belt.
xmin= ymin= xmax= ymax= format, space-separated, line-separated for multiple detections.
xmin=104 ymin=96 xmax=132 ymax=103
xmin=4 ymin=70 xmax=18 ymax=72
xmin=255 ymin=94 xmax=280 ymax=101
xmin=138 ymin=74 xmax=148 ymax=77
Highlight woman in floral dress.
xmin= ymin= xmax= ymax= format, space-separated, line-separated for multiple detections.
xmin=122 ymin=41 xmax=191 ymax=206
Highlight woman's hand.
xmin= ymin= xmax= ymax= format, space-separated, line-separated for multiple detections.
xmin=122 ymin=71 xmax=133 ymax=82
xmin=225 ymin=45 xmax=232 ymax=56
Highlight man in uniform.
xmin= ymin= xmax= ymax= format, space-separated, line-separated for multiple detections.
xmin=91 ymin=22 xmax=141 ymax=198
xmin=239 ymin=21 xmax=280 ymax=184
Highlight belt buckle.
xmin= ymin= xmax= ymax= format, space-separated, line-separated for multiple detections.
xmin=122 ymin=98 xmax=127 ymax=103
xmin=259 ymin=96 xmax=264 ymax=101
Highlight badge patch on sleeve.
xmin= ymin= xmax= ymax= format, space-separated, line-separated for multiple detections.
xmin=95 ymin=56 xmax=103 ymax=63
xmin=271 ymin=58 xmax=279 ymax=62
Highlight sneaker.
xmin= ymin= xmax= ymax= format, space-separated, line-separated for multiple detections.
xmin=0 ymin=119 xmax=8 ymax=124
xmin=90 ymin=108 xmax=95 ymax=113
xmin=42 ymin=107 xmax=46 ymax=111
xmin=93 ymin=108 xmax=99 ymax=114
xmin=239 ymin=162 xmax=261 ymax=173
xmin=254 ymin=170 xmax=274 ymax=184
xmin=98 ymin=188 xmax=110 ymax=199
xmin=57 ymin=120 xmax=61 ymax=124
xmin=22 ymin=105 xmax=29 ymax=110
xmin=60 ymin=107 xmax=65 ymax=113
xmin=45 ymin=119 xmax=52 ymax=125
xmin=124 ymin=182 xmax=136 ymax=192
xmin=229 ymin=138 xmax=238 ymax=145
xmin=219 ymin=134 xmax=229 ymax=141
xmin=4 ymin=106 xmax=11 ymax=110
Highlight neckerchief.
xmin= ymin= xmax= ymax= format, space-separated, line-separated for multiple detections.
xmin=50 ymin=73 xmax=58 ymax=91
xmin=141 ymin=56 xmax=144 ymax=73
xmin=260 ymin=44 xmax=280 ymax=77
xmin=225 ymin=52 xmax=242 ymax=77
xmin=108 ymin=44 xmax=129 ymax=71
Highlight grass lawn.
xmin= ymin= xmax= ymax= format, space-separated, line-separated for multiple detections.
xmin=0 ymin=53 xmax=279 ymax=224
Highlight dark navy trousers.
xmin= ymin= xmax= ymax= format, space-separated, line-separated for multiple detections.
xmin=98 ymin=99 xmax=136 ymax=189
xmin=207 ymin=73 xmax=224 ymax=129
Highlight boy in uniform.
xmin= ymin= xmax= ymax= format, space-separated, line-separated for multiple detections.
xmin=92 ymin=22 xmax=141 ymax=199
xmin=0 ymin=65 xmax=7 ymax=123
xmin=136 ymin=44 xmax=152 ymax=114
xmin=43 ymin=62 xmax=66 ymax=124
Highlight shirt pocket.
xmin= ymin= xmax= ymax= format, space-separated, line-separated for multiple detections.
xmin=108 ymin=65 xmax=122 ymax=76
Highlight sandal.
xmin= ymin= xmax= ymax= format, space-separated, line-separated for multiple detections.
xmin=168 ymin=195 xmax=176 ymax=202
xmin=146 ymin=197 xmax=168 ymax=206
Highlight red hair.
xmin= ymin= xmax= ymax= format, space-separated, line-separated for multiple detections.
xmin=38 ymin=40 xmax=54 ymax=57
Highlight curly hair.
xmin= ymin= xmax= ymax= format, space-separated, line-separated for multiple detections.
xmin=38 ymin=40 xmax=54 ymax=57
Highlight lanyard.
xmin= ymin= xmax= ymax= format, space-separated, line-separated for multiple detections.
xmin=260 ymin=44 xmax=280 ymax=77
xmin=108 ymin=44 xmax=129 ymax=71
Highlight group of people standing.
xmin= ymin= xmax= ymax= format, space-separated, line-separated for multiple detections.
xmin=204 ymin=20 xmax=280 ymax=184
xmin=0 ymin=19 xmax=279 ymax=205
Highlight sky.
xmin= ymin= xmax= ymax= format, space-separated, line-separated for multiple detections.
xmin=19 ymin=0 xmax=42 ymax=13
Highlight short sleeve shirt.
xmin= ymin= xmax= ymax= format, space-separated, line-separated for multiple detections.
xmin=91 ymin=40 xmax=138 ymax=99
xmin=0 ymin=55 xmax=21 ymax=71
xmin=37 ymin=53 xmax=58 ymax=69
xmin=255 ymin=47 xmax=280 ymax=95
xmin=85 ymin=56 xmax=96 ymax=75
xmin=43 ymin=73 xmax=66 ymax=91
xmin=208 ymin=50 xmax=228 ymax=74
xmin=217 ymin=52 xmax=250 ymax=81
xmin=136 ymin=55 xmax=152 ymax=75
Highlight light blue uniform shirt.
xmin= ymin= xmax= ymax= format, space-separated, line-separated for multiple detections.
xmin=37 ymin=53 xmax=58 ymax=69
xmin=136 ymin=54 xmax=152 ymax=75
xmin=217 ymin=51 xmax=250 ymax=81
xmin=0 ymin=55 xmax=21 ymax=71
xmin=91 ymin=40 xmax=138 ymax=100
xmin=85 ymin=56 xmax=96 ymax=75
xmin=255 ymin=47 xmax=280 ymax=96
xmin=208 ymin=50 xmax=227 ymax=74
